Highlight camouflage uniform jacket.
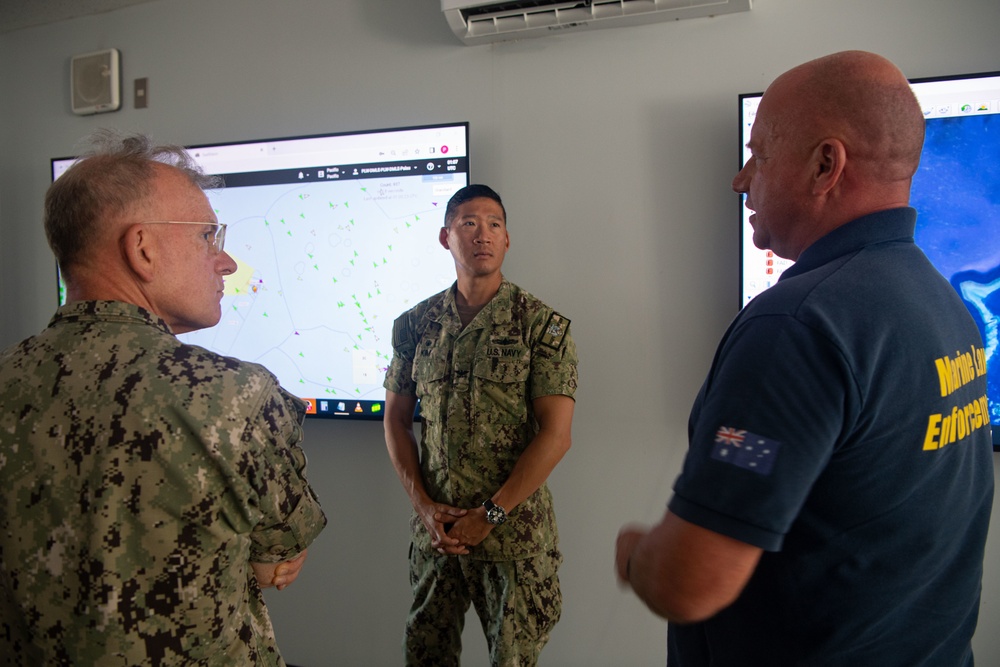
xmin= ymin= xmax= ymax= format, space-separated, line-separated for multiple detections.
xmin=384 ymin=280 xmax=578 ymax=561
xmin=0 ymin=301 xmax=327 ymax=667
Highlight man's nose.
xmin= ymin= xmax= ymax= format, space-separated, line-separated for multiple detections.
xmin=733 ymin=160 xmax=753 ymax=193
xmin=218 ymin=250 xmax=238 ymax=275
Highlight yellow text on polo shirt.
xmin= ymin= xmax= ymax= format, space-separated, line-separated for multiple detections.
xmin=923 ymin=345 xmax=989 ymax=451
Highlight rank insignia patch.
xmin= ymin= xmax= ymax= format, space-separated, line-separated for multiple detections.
xmin=539 ymin=313 xmax=570 ymax=350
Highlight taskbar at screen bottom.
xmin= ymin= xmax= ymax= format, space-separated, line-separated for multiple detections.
xmin=304 ymin=398 xmax=385 ymax=420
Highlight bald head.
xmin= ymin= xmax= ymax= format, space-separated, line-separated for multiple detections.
xmin=734 ymin=51 xmax=925 ymax=259
xmin=767 ymin=50 xmax=924 ymax=183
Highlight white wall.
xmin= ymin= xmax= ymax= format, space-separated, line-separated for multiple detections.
xmin=2 ymin=0 xmax=999 ymax=664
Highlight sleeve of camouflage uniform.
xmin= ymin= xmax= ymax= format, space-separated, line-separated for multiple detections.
xmin=529 ymin=311 xmax=578 ymax=400
xmin=384 ymin=310 xmax=420 ymax=396
xmin=244 ymin=384 xmax=327 ymax=563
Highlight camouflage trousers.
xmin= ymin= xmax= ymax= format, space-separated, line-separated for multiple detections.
xmin=404 ymin=544 xmax=563 ymax=667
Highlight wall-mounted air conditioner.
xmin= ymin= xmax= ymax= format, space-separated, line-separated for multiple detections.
xmin=442 ymin=0 xmax=752 ymax=46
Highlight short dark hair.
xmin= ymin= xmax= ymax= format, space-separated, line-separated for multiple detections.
xmin=444 ymin=184 xmax=506 ymax=227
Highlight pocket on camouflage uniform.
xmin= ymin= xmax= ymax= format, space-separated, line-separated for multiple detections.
xmin=514 ymin=549 xmax=563 ymax=650
xmin=473 ymin=349 xmax=529 ymax=424
xmin=414 ymin=356 xmax=448 ymax=422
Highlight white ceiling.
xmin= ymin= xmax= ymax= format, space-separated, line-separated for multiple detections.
xmin=0 ymin=0 xmax=159 ymax=34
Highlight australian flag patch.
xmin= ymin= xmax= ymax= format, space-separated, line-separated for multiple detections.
xmin=710 ymin=426 xmax=781 ymax=475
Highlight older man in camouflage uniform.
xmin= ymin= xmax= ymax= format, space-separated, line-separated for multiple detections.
xmin=384 ymin=184 xmax=578 ymax=667
xmin=0 ymin=131 xmax=326 ymax=666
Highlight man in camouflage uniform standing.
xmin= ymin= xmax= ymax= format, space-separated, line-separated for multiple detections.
xmin=384 ymin=184 xmax=578 ymax=667
xmin=0 ymin=130 xmax=326 ymax=666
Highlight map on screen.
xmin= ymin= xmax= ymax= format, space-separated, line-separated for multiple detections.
xmin=53 ymin=123 xmax=469 ymax=419
xmin=183 ymin=175 xmax=460 ymax=411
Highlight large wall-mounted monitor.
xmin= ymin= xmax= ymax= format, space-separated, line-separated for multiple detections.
xmin=53 ymin=122 xmax=469 ymax=419
xmin=738 ymin=72 xmax=1000 ymax=450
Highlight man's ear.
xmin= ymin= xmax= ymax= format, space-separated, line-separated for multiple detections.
xmin=811 ymin=138 xmax=847 ymax=196
xmin=439 ymin=225 xmax=450 ymax=250
xmin=122 ymin=224 xmax=156 ymax=283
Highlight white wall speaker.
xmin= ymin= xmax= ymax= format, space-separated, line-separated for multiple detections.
xmin=71 ymin=49 xmax=121 ymax=116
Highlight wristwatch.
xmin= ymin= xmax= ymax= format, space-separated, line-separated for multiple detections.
xmin=482 ymin=498 xmax=507 ymax=525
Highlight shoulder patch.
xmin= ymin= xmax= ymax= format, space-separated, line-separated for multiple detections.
xmin=391 ymin=314 xmax=417 ymax=358
xmin=711 ymin=426 xmax=782 ymax=476
xmin=539 ymin=312 xmax=570 ymax=351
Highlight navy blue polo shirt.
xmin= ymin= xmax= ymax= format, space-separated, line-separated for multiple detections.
xmin=668 ymin=208 xmax=994 ymax=666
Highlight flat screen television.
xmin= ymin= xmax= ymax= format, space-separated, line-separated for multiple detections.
xmin=738 ymin=71 xmax=1000 ymax=451
xmin=52 ymin=122 xmax=470 ymax=419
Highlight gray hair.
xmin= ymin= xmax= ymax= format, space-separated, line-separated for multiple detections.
xmin=44 ymin=129 xmax=221 ymax=278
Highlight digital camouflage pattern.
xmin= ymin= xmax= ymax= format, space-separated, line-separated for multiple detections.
xmin=406 ymin=546 xmax=563 ymax=667
xmin=384 ymin=280 xmax=578 ymax=561
xmin=0 ymin=301 xmax=327 ymax=666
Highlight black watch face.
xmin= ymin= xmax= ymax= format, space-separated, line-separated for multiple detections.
xmin=487 ymin=506 xmax=506 ymax=525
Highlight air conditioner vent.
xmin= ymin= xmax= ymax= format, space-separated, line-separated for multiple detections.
xmin=443 ymin=0 xmax=751 ymax=45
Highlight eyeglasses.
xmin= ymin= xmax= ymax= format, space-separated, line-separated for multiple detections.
xmin=141 ymin=220 xmax=227 ymax=253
